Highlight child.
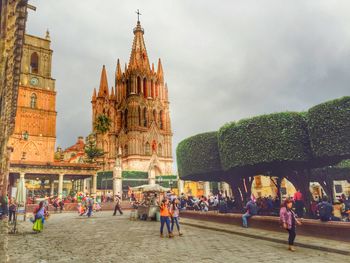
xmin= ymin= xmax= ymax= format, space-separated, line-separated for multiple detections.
xmin=169 ymin=198 xmax=183 ymax=236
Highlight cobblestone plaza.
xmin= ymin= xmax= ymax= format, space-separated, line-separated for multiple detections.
xmin=8 ymin=212 xmax=348 ymax=263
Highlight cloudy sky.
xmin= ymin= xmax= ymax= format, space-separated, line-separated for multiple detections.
xmin=27 ymin=0 xmax=350 ymax=165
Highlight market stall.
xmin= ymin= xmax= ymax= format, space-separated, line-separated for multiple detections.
xmin=130 ymin=184 xmax=170 ymax=220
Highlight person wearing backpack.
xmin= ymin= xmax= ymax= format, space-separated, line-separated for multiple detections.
xmin=242 ymin=198 xmax=258 ymax=228
xmin=280 ymin=198 xmax=302 ymax=252
xmin=317 ymin=196 xmax=333 ymax=222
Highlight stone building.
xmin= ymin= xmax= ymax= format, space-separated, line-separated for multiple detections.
xmin=6 ymin=31 xmax=98 ymax=201
xmin=0 ymin=1 xmax=28 ymax=261
xmin=8 ymin=33 xmax=56 ymax=163
xmin=91 ymin=20 xmax=173 ymax=180
xmin=54 ymin=136 xmax=86 ymax=164
xmin=0 ymin=0 xmax=28 ymax=198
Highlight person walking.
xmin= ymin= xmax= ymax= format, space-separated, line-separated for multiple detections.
xmin=280 ymin=198 xmax=302 ymax=252
xmin=8 ymin=198 xmax=17 ymax=224
xmin=113 ymin=195 xmax=123 ymax=216
xmin=87 ymin=195 xmax=94 ymax=217
xmin=293 ymin=189 xmax=304 ymax=218
xmin=59 ymin=198 xmax=64 ymax=213
xmin=32 ymin=201 xmax=46 ymax=233
xmin=0 ymin=194 xmax=9 ymax=219
xmin=170 ymin=199 xmax=183 ymax=236
xmin=160 ymin=199 xmax=173 ymax=238
xmin=242 ymin=198 xmax=258 ymax=228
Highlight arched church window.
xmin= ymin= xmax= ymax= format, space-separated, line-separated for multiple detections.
xmin=124 ymin=109 xmax=128 ymax=129
xmin=153 ymin=110 xmax=157 ymax=123
xmin=137 ymin=76 xmax=141 ymax=94
xmin=145 ymin=142 xmax=150 ymax=155
xmin=158 ymin=143 xmax=162 ymax=156
xmin=155 ymin=83 xmax=159 ymax=98
xmin=30 ymin=93 xmax=37 ymax=108
xmin=143 ymin=108 xmax=148 ymax=127
xmin=138 ymin=106 xmax=142 ymax=126
xmin=151 ymin=80 xmax=154 ymax=98
xmin=159 ymin=110 xmax=164 ymax=129
xmin=143 ymin=78 xmax=147 ymax=98
xmin=30 ymin=52 xmax=39 ymax=74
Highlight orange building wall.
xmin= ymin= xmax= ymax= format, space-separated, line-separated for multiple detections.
xmin=9 ymin=33 xmax=56 ymax=163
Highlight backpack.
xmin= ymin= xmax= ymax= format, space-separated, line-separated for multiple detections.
xmin=249 ymin=203 xmax=258 ymax=215
xmin=319 ymin=202 xmax=330 ymax=218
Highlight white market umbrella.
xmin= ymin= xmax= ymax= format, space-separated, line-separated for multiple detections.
xmin=130 ymin=184 xmax=170 ymax=193
xmin=16 ymin=178 xmax=26 ymax=207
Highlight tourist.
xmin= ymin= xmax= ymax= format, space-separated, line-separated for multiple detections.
xmin=87 ymin=195 xmax=94 ymax=217
xmin=59 ymin=198 xmax=65 ymax=213
xmin=199 ymin=196 xmax=209 ymax=212
xmin=333 ymin=200 xmax=345 ymax=221
xmin=53 ymin=197 xmax=59 ymax=212
xmin=0 ymin=194 xmax=9 ymax=219
xmin=113 ymin=195 xmax=123 ymax=216
xmin=293 ymin=189 xmax=304 ymax=218
xmin=170 ymin=198 xmax=182 ymax=236
xmin=8 ymin=198 xmax=17 ymax=224
xmin=32 ymin=201 xmax=46 ymax=233
xmin=159 ymin=199 xmax=173 ymax=238
xmin=317 ymin=196 xmax=333 ymax=222
xmin=242 ymin=198 xmax=258 ymax=228
xmin=280 ymin=198 xmax=302 ymax=252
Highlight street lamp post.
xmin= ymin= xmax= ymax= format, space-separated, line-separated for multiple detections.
xmin=158 ymin=177 xmax=163 ymax=186
xmin=169 ymin=180 xmax=173 ymax=191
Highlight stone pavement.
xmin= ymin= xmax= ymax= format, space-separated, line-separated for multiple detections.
xmin=7 ymin=211 xmax=349 ymax=263
xmin=180 ymin=217 xmax=350 ymax=255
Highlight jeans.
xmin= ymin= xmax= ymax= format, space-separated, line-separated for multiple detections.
xmin=160 ymin=216 xmax=171 ymax=234
xmin=242 ymin=213 xmax=251 ymax=227
xmin=295 ymin=200 xmax=304 ymax=218
xmin=171 ymin=216 xmax=180 ymax=232
xmin=9 ymin=210 xmax=16 ymax=222
xmin=87 ymin=206 xmax=93 ymax=217
xmin=287 ymin=227 xmax=296 ymax=245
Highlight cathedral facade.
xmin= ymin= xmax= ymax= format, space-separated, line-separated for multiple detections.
xmin=91 ymin=21 xmax=173 ymax=176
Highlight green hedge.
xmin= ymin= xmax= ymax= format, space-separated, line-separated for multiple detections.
xmin=218 ymin=112 xmax=312 ymax=172
xmin=176 ymin=132 xmax=224 ymax=181
xmin=307 ymin=96 xmax=350 ymax=165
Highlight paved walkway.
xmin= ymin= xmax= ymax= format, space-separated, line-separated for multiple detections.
xmin=181 ymin=217 xmax=350 ymax=255
xmin=7 ymin=211 xmax=349 ymax=263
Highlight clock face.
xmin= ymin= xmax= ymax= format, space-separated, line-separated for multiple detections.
xmin=30 ymin=77 xmax=39 ymax=86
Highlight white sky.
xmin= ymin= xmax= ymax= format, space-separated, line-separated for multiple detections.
xmin=26 ymin=0 xmax=350 ymax=169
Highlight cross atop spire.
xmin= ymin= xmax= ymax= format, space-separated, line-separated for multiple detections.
xmin=136 ymin=9 xmax=142 ymax=22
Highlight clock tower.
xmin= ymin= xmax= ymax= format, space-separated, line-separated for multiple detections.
xmin=8 ymin=32 xmax=57 ymax=163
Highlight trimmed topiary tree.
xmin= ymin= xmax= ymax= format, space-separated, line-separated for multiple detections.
xmin=176 ymin=131 xmax=224 ymax=182
xmin=218 ymin=112 xmax=312 ymax=205
xmin=307 ymin=96 xmax=350 ymax=167
xmin=218 ymin=112 xmax=312 ymax=173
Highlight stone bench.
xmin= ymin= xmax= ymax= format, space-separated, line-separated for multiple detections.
xmin=180 ymin=210 xmax=350 ymax=242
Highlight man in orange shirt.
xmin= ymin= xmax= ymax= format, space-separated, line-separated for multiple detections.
xmin=160 ymin=199 xmax=174 ymax=238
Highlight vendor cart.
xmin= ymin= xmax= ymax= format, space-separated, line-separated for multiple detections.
xmin=130 ymin=184 xmax=170 ymax=220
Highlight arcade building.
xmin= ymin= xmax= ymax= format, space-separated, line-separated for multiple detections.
xmin=7 ymin=32 xmax=99 ymax=201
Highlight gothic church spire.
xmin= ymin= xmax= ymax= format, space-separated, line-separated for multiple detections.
xmin=98 ymin=65 xmax=109 ymax=97
xmin=128 ymin=21 xmax=150 ymax=72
